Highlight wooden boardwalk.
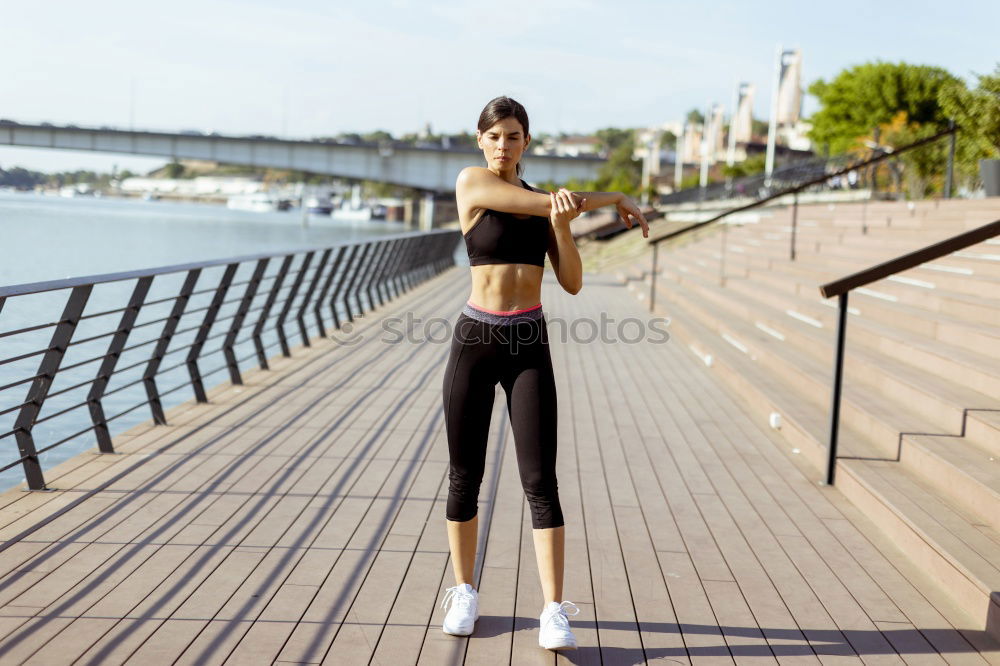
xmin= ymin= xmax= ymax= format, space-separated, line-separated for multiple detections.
xmin=0 ymin=264 xmax=997 ymax=665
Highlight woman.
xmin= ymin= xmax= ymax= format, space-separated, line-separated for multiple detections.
xmin=439 ymin=96 xmax=648 ymax=651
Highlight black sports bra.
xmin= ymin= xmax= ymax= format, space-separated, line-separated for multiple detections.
xmin=463 ymin=179 xmax=549 ymax=268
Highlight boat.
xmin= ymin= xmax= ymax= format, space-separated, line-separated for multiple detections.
xmin=226 ymin=192 xmax=292 ymax=212
xmin=304 ymin=192 xmax=334 ymax=215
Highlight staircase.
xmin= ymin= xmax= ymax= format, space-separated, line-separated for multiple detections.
xmin=619 ymin=197 xmax=1000 ymax=641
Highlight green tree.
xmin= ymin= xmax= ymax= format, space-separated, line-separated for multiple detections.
xmin=721 ymin=153 xmax=766 ymax=178
xmin=867 ymin=112 xmax=947 ymax=198
xmin=939 ymin=63 xmax=1000 ymax=185
xmin=0 ymin=166 xmax=46 ymax=189
xmin=686 ymin=109 xmax=705 ymax=125
xmin=807 ymin=61 xmax=960 ymax=155
xmin=362 ymin=130 xmax=394 ymax=143
xmin=594 ymin=131 xmax=640 ymax=196
xmin=164 ymin=161 xmax=185 ymax=179
xmin=594 ymin=127 xmax=633 ymax=156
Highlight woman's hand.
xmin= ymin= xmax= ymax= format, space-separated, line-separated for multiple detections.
xmin=549 ymin=189 xmax=584 ymax=230
xmin=615 ymin=194 xmax=649 ymax=238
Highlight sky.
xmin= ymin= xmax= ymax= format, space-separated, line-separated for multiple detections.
xmin=1 ymin=0 xmax=995 ymax=173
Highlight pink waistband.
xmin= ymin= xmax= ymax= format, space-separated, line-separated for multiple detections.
xmin=466 ymin=300 xmax=542 ymax=315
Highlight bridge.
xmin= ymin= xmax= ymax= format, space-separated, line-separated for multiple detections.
xmin=0 ymin=122 xmax=604 ymax=192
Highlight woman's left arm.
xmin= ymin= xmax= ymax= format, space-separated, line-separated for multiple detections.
xmin=546 ymin=190 xmax=583 ymax=295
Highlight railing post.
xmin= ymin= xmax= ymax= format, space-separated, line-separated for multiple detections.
xmin=790 ymin=192 xmax=798 ymax=261
xmin=394 ymin=237 xmax=417 ymax=295
xmin=649 ymin=242 xmax=658 ymax=313
xmin=275 ymin=251 xmax=314 ymax=356
xmin=296 ymin=248 xmax=331 ymax=346
xmin=89 ymin=276 xmax=153 ymax=453
xmin=382 ymin=238 xmax=406 ymax=302
xmin=360 ymin=240 xmax=391 ymax=312
xmin=343 ymin=242 xmax=374 ymax=323
xmin=187 ymin=263 xmax=238 ymax=403
xmin=14 ymin=285 xmax=92 ymax=490
xmin=313 ymin=246 xmax=346 ymax=336
xmin=370 ymin=239 xmax=400 ymax=308
xmin=329 ymin=244 xmax=360 ymax=330
xmin=144 ymin=269 xmax=199 ymax=424
xmin=223 ymin=259 xmax=268 ymax=385
xmin=945 ymin=120 xmax=956 ymax=199
xmin=825 ymin=291 xmax=850 ymax=485
xmin=378 ymin=238 xmax=402 ymax=301
xmin=406 ymin=236 xmax=427 ymax=289
xmin=251 ymin=255 xmax=292 ymax=370
xmin=385 ymin=239 xmax=409 ymax=301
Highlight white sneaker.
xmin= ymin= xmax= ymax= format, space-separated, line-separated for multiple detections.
xmin=441 ymin=583 xmax=479 ymax=636
xmin=539 ymin=600 xmax=580 ymax=650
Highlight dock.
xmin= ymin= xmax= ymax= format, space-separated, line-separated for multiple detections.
xmin=2 ymin=258 xmax=997 ymax=664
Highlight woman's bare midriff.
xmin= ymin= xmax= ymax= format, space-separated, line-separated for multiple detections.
xmin=462 ymin=207 xmax=545 ymax=312
xmin=467 ymin=263 xmax=544 ymax=312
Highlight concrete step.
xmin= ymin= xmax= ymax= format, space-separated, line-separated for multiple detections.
xmin=640 ymin=281 xmax=1000 ymax=641
xmin=659 ymin=277 xmax=945 ymax=458
xmin=900 ymin=433 xmax=1000 ymax=533
xmin=966 ymin=410 xmax=1000 ymax=457
xmin=754 ymin=261 xmax=1000 ymax=327
xmin=666 ymin=260 xmax=1000 ymax=404
xmin=647 ymin=247 xmax=1000 ymax=364
xmin=660 ymin=264 xmax=997 ymax=439
xmin=656 ymin=261 xmax=1000 ymax=536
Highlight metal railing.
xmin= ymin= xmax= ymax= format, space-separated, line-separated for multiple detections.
xmin=0 ymin=229 xmax=460 ymax=490
xmin=818 ymin=219 xmax=1000 ymax=484
xmin=647 ymin=125 xmax=961 ymax=311
xmin=660 ymin=120 xmax=958 ymax=207
xmin=661 ymin=152 xmax=846 ymax=206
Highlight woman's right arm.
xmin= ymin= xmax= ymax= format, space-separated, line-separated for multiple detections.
xmin=571 ymin=191 xmax=623 ymax=212
xmin=455 ymin=166 xmax=552 ymax=217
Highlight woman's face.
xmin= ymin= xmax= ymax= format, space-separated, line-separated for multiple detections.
xmin=477 ymin=117 xmax=530 ymax=172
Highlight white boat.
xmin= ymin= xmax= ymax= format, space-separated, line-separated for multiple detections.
xmin=59 ymin=183 xmax=93 ymax=198
xmin=227 ymin=192 xmax=291 ymax=212
xmin=330 ymin=202 xmax=374 ymax=221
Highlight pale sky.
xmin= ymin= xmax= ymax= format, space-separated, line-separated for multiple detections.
xmin=1 ymin=0 xmax=994 ymax=173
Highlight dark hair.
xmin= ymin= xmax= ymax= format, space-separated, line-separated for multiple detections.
xmin=477 ymin=96 xmax=530 ymax=177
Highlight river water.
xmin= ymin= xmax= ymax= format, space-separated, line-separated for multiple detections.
xmin=0 ymin=191 xmax=453 ymax=491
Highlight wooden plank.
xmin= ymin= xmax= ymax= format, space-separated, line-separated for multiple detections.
xmin=567 ymin=290 xmax=646 ymax=662
xmin=567 ymin=286 xmax=690 ymax=665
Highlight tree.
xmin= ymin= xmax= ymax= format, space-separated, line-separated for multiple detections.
xmin=807 ymin=61 xmax=960 ymax=155
xmin=864 ymin=112 xmax=947 ymax=198
xmin=939 ymin=63 xmax=1000 ymax=185
xmin=164 ymin=161 xmax=185 ymax=179
xmin=594 ymin=131 xmax=641 ymax=196
xmin=362 ymin=130 xmax=394 ymax=144
xmin=0 ymin=166 xmax=46 ymax=189
xmin=686 ymin=109 xmax=705 ymax=125
xmin=721 ymin=153 xmax=766 ymax=179
xmin=750 ymin=118 xmax=769 ymax=138
xmin=594 ymin=127 xmax=633 ymax=157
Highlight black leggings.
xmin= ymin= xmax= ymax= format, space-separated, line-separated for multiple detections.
xmin=441 ymin=304 xmax=564 ymax=529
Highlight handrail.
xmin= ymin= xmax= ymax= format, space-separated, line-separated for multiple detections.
xmin=0 ymin=229 xmax=460 ymax=491
xmin=649 ymin=125 xmax=959 ymax=247
xmin=0 ymin=228 xmax=439 ymax=299
xmin=817 ymin=218 xmax=1000 ymax=485
xmin=819 ymin=219 xmax=1000 ymax=297
xmin=646 ymin=125 xmax=960 ymax=311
